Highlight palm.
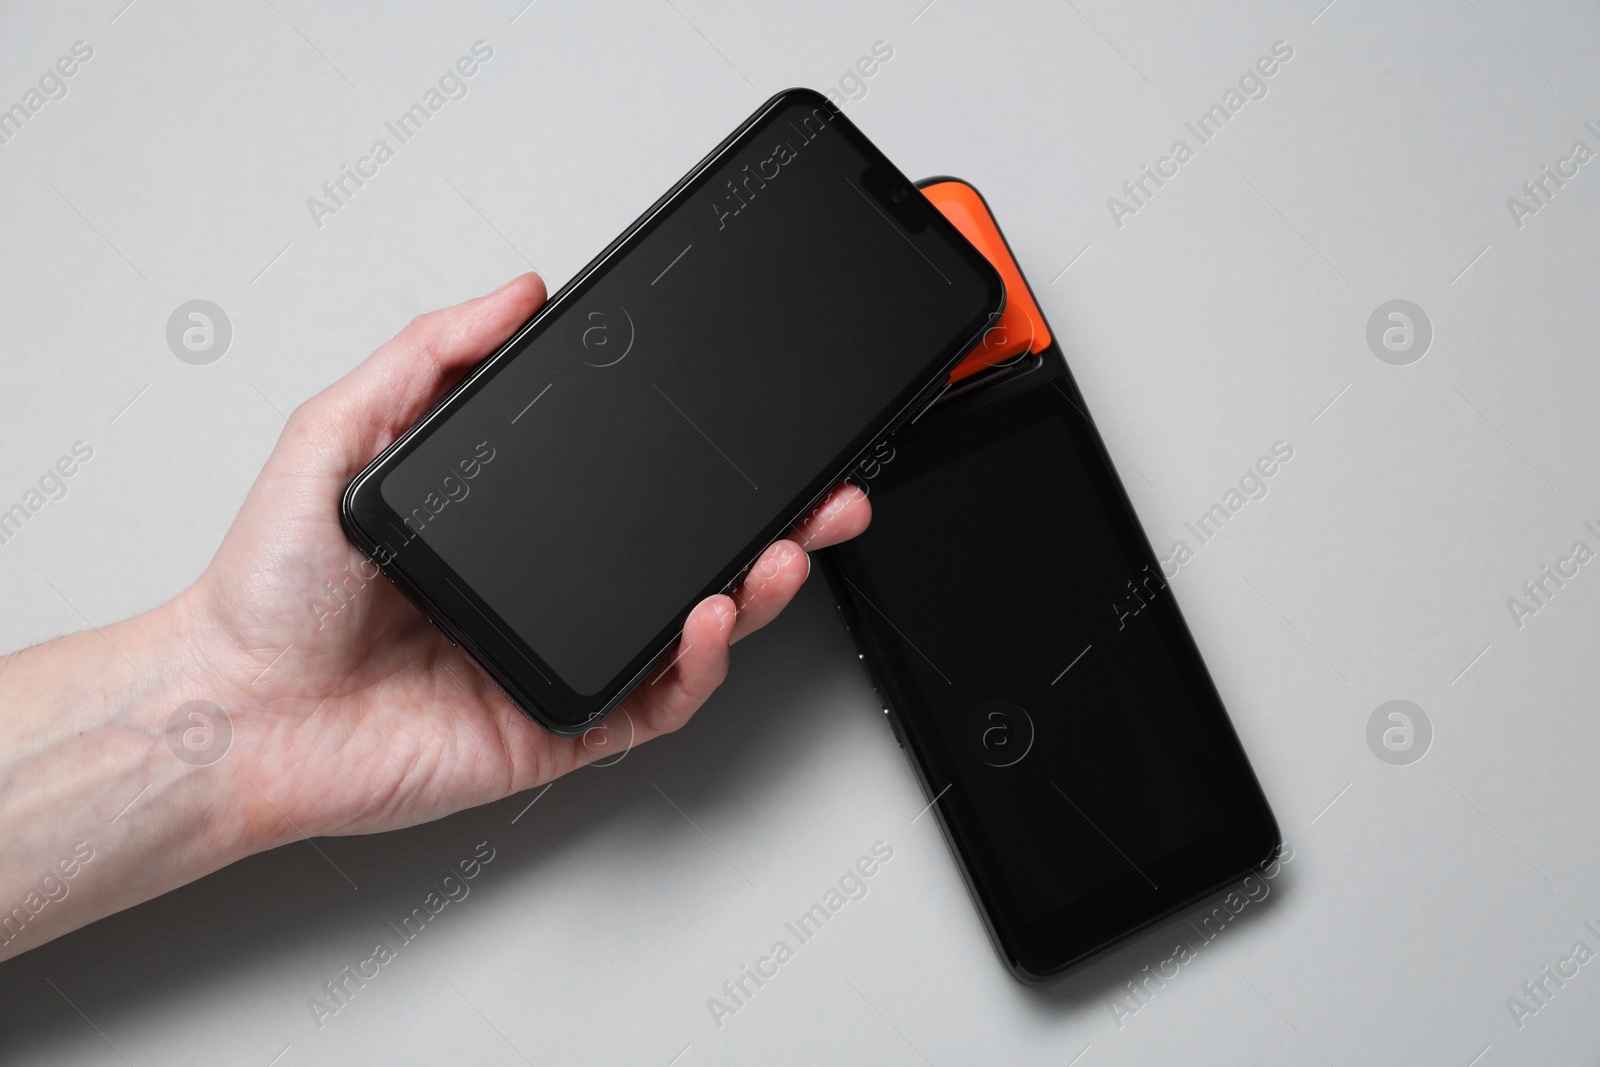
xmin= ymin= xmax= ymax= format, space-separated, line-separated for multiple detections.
xmin=197 ymin=465 xmax=542 ymax=840
xmin=181 ymin=275 xmax=867 ymax=845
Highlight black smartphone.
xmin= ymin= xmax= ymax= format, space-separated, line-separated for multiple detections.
xmin=341 ymin=89 xmax=1004 ymax=735
xmin=821 ymin=182 xmax=1279 ymax=982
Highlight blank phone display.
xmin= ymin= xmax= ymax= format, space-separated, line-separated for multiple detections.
xmin=373 ymin=97 xmax=997 ymax=699
xmin=828 ymin=377 xmax=1276 ymax=966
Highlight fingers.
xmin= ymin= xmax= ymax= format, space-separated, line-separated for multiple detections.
xmin=298 ymin=273 xmax=547 ymax=474
xmin=790 ymin=482 xmax=871 ymax=551
xmin=527 ymin=595 xmax=734 ymax=780
xmin=728 ymin=539 xmax=810 ymax=644
xmin=632 ymin=594 xmax=736 ymax=737
xmin=516 ymin=485 xmax=873 ymax=780
xmin=662 ymin=484 xmax=870 ymax=655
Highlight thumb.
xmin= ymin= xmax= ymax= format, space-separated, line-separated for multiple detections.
xmin=294 ymin=273 xmax=547 ymax=477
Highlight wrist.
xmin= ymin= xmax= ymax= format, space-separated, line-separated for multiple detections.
xmin=0 ymin=591 xmax=260 ymax=957
xmin=144 ymin=588 xmax=271 ymax=857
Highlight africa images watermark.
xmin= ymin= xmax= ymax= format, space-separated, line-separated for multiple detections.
xmin=307 ymin=840 xmax=498 ymax=1029
xmin=306 ymin=41 xmax=495 ymax=230
xmin=705 ymin=840 xmax=895 ymax=1030
xmin=820 ymin=39 xmax=894 ymax=110
xmin=1105 ymin=40 xmax=1296 ymax=229
xmin=1366 ymin=699 xmax=1432 ymax=766
xmin=1107 ymin=842 xmax=1294 ymax=1029
xmin=311 ymin=554 xmax=385 ymax=632
xmin=166 ymin=300 xmax=232 ymax=366
xmin=849 ymin=438 xmax=897 ymax=497
xmin=0 ymin=440 xmax=94 ymax=549
xmin=1506 ymin=919 xmax=1600 ymax=1031
xmin=1158 ymin=440 xmax=1295 ymax=578
xmin=0 ymin=40 xmax=95 ymax=149
xmin=1109 ymin=440 xmax=1298 ymax=630
xmin=1503 ymin=520 xmax=1600 ymax=632
xmin=712 ymin=102 xmax=833 ymax=232
xmin=382 ymin=439 xmax=497 ymax=554
xmin=1504 ymin=117 xmax=1600 ymax=231
xmin=1111 ymin=563 xmax=1168 ymax=632
xmin=166 ymin=700 xmax=233 ymax=767
xmin=0 ymin=842 xmax=96 ymax=949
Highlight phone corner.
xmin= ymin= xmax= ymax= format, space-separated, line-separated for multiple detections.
xmin=913 ymin=173 xmax=970 ymax=192
xmin=1004 ymin=953 xmax=1069 ymax=986
xmin=515 ymin=695 xmax=584 ymax=737
xmin=758 ymin=86 xmax=832 ymax=119
xmin=1254 ymin=813 xmax=1287 ymax=870
xmin=995 ymin=927 xmax=1096 ymax=986
xmin=985 ymin=260 xmax=1007 ymax=318
xmin=338 ymin=469 xmax=375 ymax=546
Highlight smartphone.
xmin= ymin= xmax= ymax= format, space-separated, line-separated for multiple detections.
xmin=821 ymin=179 xmax=1280 ymax=982
xmin=341 ymin=90 xmax=1004 ymax=735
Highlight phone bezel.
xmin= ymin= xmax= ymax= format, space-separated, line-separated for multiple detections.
xmin=341 ymin=89 xmax=1004 ymax=735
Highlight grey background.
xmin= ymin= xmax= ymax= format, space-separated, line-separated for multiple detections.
xmin=1 ymin=0 xmax=1595 ymax=1063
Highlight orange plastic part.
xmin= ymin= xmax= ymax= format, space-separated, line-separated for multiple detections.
xmin=923 ymin=180 xmax=1052 ymax=383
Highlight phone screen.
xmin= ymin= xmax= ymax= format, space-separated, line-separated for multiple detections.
xmin=348 ymin=91 xmax=1001 ymax=728
xmin=827 ymin=370 xmax=1277 ymax=975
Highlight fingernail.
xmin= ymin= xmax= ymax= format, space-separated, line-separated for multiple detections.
xmin=495 ymin=272 xmax=539 ymax=295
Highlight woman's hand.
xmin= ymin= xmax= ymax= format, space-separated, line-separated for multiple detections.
xmin=0 ymin=274 xmax=870 ymax=958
